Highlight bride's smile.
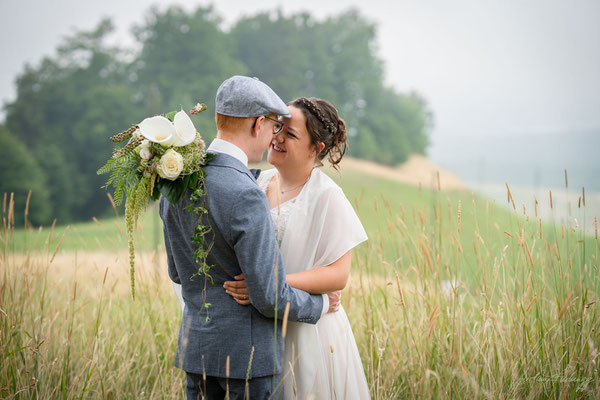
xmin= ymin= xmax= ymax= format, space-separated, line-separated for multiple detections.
xmin=270 ymin=142 xmax=286 ymax=153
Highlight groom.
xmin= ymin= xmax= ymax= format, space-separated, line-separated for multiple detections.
xmin=160 ymin=76 xmax=337 ymax=399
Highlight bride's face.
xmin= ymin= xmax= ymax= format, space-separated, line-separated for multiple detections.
xmin=267 ymin=105 xmax=318 ymax=169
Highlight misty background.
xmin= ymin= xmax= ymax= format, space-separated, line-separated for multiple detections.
xmin=1 ymin=0 xmax=599 ymax=224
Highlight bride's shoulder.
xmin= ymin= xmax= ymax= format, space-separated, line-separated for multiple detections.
xmin=310 ymin=169 xmax=345 ymax=198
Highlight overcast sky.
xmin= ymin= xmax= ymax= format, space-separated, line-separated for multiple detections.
xmin=2 ymin=0 xmax=599 ymax=145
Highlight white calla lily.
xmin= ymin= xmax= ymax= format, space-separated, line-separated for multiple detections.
xmin=172 ymin=110 xmax=196 ymax=146
xmin=138 ymin=116 xmax=176 ymax=146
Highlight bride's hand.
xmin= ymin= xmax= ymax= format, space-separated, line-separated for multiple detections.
xmin=327 ymin=290 xmax=342 ymax=313
xmin=223 ymin=274 xmax=250 ymax=305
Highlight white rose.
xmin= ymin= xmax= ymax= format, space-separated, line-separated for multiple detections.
xmin=140 ymin=147 xmax=152 ymax=160
xmin=138 ymin=140 xmax=152 ymax=159
xmin=157 ymin=149 xmax=184 ymax=180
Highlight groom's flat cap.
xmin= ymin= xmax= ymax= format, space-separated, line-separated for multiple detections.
xmin=215 ymin=75 xmax=291 ymax=118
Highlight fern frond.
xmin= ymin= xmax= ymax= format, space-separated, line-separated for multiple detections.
xmin=97 ymin=157 xmax=119 ymax=175
xmin=104 ymin=153 xmax=142 ymax=205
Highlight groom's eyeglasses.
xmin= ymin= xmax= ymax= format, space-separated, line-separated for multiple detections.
xmin=264 ymin=116 xmax=284 ymax=134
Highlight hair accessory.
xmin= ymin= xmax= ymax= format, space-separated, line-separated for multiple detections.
xmin=297 ymin=98 xmax=338 ymax=134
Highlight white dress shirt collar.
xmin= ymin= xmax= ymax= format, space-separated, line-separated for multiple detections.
xmin=207 ymin=138 xmax=249 ymax=167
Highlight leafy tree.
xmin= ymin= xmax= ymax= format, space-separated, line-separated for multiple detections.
xmin=5 ymin=19 xmax=143 ymax=222
xmin=230 ymin=11 xmax=318 ymax=101
xmin=132 ymin=5 xmax=248 ymax=141
xmin=357 ymin=87 xmax=432 ymax=164
xmin=0 ymin=126 xmax=50 ymax=226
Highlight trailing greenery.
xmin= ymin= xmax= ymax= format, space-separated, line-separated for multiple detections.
xmin=185 ymin=171 xmax=215 ymax=322
xmin=3 ymin=5 xmax=432 ymax=225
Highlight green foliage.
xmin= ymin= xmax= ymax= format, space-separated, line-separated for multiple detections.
xmin=131 ymin=5 xmax=247 ymax=140
xmin=97 ymin=151 xmax=141 ymax=206
xmin=5 ymin=19 xmax=144 ymax=223
xmin=154 ymin=177 xmax=187 ymax=207
xmin=3 ymin=6 xmax=432 ymax=224
xmin=0 ymin=126 xmax=51 ymax=225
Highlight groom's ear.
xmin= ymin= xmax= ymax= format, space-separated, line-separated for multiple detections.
xmin=250 ymin=116 xmax=263 ymax=138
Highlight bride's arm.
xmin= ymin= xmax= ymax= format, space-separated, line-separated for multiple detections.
xmin=285 ymin=250 xmax=352 ymax=294
xmin=224 ymin=250 xmax=352 ymax=303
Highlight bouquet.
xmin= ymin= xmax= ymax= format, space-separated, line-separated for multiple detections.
xmin=97 ymin=103 xmax=213 ymax=299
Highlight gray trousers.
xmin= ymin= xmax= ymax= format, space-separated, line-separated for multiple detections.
xmin=185 ymin=372 xmax=281 ymax=400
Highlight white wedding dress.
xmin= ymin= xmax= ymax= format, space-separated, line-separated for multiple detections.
xmin=258 ymin=168 xmax=370 ymax=400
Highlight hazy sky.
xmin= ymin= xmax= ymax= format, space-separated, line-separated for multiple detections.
xmin=1 ymin=0 xmax=599 ymax=144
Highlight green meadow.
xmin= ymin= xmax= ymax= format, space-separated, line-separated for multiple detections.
xmin=2 ymin=167 xmax=599 ymax=398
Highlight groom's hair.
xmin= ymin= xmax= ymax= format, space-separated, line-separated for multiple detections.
xmin=216 ymin=113 xmax=254 ymax=132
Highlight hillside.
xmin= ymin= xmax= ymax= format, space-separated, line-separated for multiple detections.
xmin=337 ymin=155 xmax=467 ymax=191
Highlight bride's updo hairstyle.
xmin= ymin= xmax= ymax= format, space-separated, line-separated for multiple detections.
xmin=289 ymin=97 xmax=348 ymax=170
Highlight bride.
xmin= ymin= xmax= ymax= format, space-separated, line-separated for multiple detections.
xmin=224 ymin=97 xmax=370 ymax=399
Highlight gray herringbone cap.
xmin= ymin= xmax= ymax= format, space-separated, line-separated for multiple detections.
xmin=215 ymin=75 xmax=291 ymax=118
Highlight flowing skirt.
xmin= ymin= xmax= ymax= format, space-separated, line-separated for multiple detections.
xmin=281 ymin=305 xmax=370 ymax=399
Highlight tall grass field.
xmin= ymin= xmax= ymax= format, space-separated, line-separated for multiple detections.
xmin=1 ymin=167 xmax=598 ymax=398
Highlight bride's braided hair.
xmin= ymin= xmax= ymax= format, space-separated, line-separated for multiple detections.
xmin=290 ymin=97 xmax=348 ymax=170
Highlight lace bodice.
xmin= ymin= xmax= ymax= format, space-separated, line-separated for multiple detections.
xmin=269 ymin=198 xmax=296 ymax=242
xmin=258 ymin=173 xmax=296 ymax=242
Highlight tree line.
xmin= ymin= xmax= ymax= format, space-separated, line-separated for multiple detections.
xmin=0 ymin=5 xmax=433 ymax=225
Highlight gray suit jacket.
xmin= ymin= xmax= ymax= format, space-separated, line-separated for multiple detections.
xmin=159 ymin=152 xmax=324 ymax=379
